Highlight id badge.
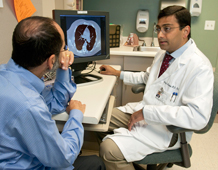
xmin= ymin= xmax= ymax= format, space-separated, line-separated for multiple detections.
xmin=155 ymin=87 xmax=167 ymax=103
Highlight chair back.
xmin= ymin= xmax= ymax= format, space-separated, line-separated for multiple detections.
xmin=195 ymin=71 xmax=218 ymax=134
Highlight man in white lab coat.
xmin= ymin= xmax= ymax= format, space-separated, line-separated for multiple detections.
xmin=98 ymin=5 xmax=214 ymax=170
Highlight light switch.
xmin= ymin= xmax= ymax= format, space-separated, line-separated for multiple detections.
xmin=204 ymin=20 xmax=215 ymax=30
xmin=0 ymin=0 xmax=3 ymax=8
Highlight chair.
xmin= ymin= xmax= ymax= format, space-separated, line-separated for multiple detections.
xmin=132 ymin=72 xmax=218 ymax=170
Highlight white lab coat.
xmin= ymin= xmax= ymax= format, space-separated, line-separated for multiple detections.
xmin=104 ymin=39 xmax=214 ymax=162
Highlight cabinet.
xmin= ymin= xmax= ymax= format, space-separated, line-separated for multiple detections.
xmin=122 ymin=56 xmax=153 ymax=105
xmin=97 ymin=55 xmax=124 ymax=107
xmin=97 ymin=55 xmax=154 ymax=106
xmin=55 ymin=0 xmax=83 ymax=10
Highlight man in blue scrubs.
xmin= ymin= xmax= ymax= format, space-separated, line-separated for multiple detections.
xmin=0 ymin=16 xmax=105 ymax=170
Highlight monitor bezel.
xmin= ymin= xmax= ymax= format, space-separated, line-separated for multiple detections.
xmin=52 ymin=9 xmax=110 ymax=64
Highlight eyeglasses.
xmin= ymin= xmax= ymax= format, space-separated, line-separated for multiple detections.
xmin=60 ymin=45 xmax=69 ymax=52
xmin=154 ymin=26 xmax=183 ymax=34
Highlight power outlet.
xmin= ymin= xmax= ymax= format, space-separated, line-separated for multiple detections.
xmin=204 ymin=20 xmax=215 ymax=30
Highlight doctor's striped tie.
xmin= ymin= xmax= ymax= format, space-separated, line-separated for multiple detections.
xmin=158 ymin=53 xmax=173 ymax=77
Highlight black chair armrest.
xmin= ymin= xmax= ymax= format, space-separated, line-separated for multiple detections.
xmin=168 ymin=124 xmax=211 ymax=135
xmin=131 ymin=84 xmax=146 ymax=94
xmin=167 ymin=125 xmax=193 ymax=134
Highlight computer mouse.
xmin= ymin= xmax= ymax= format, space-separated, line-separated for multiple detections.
xmin=100 ymin=68 xmax=106 ymax=71
xmin=98 ymin=68 xmax=106 ymax=73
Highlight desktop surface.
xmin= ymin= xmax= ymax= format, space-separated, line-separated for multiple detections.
xmin=52 ymin=65 xmax=121 ymax=126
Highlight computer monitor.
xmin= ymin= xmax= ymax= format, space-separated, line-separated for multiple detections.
xmin=52 ymin=9 xmax=110 ymax=85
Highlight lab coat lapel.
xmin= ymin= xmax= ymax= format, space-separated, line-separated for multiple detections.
xmin=156 ymin=58 xmax=181 ymax=82
xmin=154 ymin=40 xmax=196 ymax=83
xmin=146 ymin=52 xmax=165 ymax=85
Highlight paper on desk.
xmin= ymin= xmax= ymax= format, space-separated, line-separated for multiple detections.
xmin=14 ymin=0 xmax=36 ymax=22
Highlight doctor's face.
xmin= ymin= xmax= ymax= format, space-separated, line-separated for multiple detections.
xmin=157 ymin=15 xmax=189 ymax=53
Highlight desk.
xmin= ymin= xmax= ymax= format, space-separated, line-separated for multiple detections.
xmin=52 ymin=65 xmax=121 ymax=132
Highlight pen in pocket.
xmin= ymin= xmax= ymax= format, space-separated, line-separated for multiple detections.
xmin=170 ymin=92 xmax=178 ymax=102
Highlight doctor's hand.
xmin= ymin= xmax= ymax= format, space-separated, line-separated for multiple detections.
xmin=99 ymin=65 xmax=121 ymax=77
xmin=128 ymin=109 xmax=144 ymax=131
xmin=59 ymin=50 xmax=74 ymax=70
xmin=66 ymin=100 xmax=86 ymax=114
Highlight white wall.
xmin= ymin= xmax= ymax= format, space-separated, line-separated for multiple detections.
xmin=42 ymin=0 xmax=55 ymax=18
xmin=0 ymin=0 xmax=56 ymax=65
xmin=0 ymin=0 xmax=20 ymax=64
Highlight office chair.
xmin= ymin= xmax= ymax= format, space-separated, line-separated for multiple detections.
xmin=131 ymin=72 xmax=218 ymax=170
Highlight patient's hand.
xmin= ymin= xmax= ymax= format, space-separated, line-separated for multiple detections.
xmin=66 ymin=100 xmax=86 ymax=114
xmin=59 ymin=50 xmax=74 ymax=70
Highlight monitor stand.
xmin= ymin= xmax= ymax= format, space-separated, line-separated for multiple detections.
xmin=70 ymin=62 xmax=103 ymax=86
xmin=73 ymin=73 xmax=103 ymax=86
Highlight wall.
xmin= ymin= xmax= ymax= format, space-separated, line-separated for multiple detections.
xmin=84 ymin=0 xmax=161 ymax=38
xmin=0 ymin=0 xmax=217 ymax=68
xmin=0 ymin=0 xmax=17 ymax=64
xmin=190 ymin=0 xmax=218 ymax=70
xmin=42 ymin=0 xmax=55 ymax=18
xmin=83 ymin=0 xmax=218 ymax=68
xmin=0 ymin=0 xmax=55 ymax=65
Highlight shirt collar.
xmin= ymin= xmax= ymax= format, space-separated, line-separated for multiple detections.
xmin=167 ymin=39 xmax=192 ymax=59
xmin=6 ymin=59 xmax=45 ymax=93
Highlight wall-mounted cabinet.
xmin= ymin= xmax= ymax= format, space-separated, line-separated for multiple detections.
xmin=97 ymin=55 xmax=154 ymax=106
xmin=55 ymin=0 xmax=83 ymax=10
xmin=160 ymin=0 xmax=187 ymax=9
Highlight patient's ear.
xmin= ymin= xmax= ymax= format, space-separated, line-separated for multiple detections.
xmin=47 ymin=54 xmax=56 ymax=70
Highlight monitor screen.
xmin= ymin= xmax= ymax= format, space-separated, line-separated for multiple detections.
xmin=53 ymin=10 xmax=110 ymax=85
xmin=53 ymin=9 xmax=109 ymax=63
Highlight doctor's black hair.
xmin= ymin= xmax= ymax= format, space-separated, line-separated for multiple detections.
xmin=12 ymin=16 xmax=63 ymax=70
xmin=158 ymin=5 xmax=191 ymax=39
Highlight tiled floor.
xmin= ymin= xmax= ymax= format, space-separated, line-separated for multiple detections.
xmin=82 ymin=115 xmax=218 ymax=170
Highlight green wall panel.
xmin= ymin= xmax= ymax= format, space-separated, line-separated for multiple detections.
xmin=83 ymin=0 xmax=218 ymax=67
